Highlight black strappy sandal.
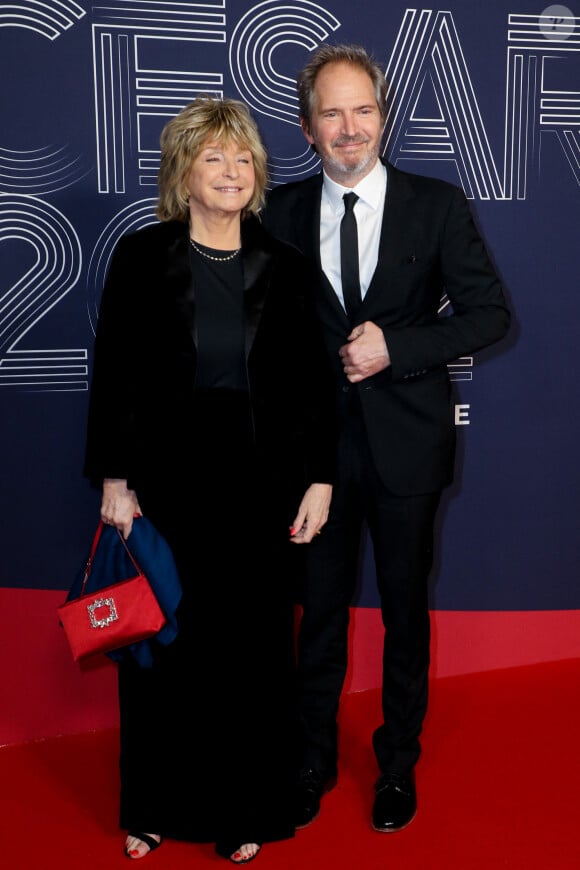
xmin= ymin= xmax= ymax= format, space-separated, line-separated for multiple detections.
xmin=125 ymin=832 xmax=163 ymax=858
xmin=228 ymin=844 xmax=262 ymax=864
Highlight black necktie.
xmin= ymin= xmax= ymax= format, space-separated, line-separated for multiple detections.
xmin=340 ymin=192 xmax=361 ymax=322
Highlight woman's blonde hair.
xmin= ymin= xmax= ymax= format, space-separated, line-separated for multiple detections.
xmin=156 ymin=96 xmax=268 ymax=222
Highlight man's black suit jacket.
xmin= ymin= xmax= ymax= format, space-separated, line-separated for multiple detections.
xmin=263 ymin=159 xmax=511 ymax=496
xmin=84 ymin=215 xmax=335 ymax=504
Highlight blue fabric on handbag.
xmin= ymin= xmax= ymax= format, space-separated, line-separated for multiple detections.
xmin=67 ymin=516 xmax=182 ymax=667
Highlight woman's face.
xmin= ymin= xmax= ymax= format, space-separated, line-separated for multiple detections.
xmin=185 ymin=139 xmax=255 ymax=220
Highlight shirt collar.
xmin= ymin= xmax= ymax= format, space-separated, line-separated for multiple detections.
xmin=322 ymin=159 xmax=386 ymax=214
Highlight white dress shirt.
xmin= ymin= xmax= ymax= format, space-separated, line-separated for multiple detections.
xmin=320 ymin=160 xmax=387 ymax=313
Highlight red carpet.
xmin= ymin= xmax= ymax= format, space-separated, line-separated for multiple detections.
xmin=1 ymin=659 xmax=579 ymax=869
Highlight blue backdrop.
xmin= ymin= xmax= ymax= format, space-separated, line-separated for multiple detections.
xmin=1 ymin=1 xmax=578 ymax=611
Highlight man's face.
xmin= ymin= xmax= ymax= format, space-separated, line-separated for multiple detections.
xmin=302 ymin=62 xmax=383 ymax=186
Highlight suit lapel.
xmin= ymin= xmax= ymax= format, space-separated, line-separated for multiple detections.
xmin=360 ymin=161 xmax=416 ymax=315
xmin=291 ymin=174 xmax=323 ymax=266
xmin=165 ymin=224 xmax=198 ymax=345
xmin=295 ymin=175 xmax=351 ymax=328
xmin=241 ymin=218 xmax=275 ymax=359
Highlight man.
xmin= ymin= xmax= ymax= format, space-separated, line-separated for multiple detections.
xmin=263 ymin=43 xmax=510 ymax=834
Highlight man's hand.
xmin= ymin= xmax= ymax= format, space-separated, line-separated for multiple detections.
xmin=339 ymin=321 xmax=391 ymax=382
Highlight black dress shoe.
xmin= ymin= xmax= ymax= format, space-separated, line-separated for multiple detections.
xmin=371 ymin=772 xmax=417 ymax=832
xmin=294 ymin=768 xmax=337 ymax=829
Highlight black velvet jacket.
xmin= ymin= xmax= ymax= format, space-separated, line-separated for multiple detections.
xmin=84 ymin=216 xmax=336 ymax=500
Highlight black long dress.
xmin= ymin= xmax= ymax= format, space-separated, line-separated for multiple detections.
xmin=116 ymin=243 xmax=297 ymax=856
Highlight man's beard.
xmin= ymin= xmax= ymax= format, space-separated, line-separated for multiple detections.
xmin=319 ymin=138 xmax=379 ymax=181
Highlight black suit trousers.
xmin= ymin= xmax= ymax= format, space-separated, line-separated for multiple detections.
xmin=297 ymin=401 xmax=441 ymax=778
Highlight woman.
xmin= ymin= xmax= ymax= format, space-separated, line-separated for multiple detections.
xmin=84 ymin=97 xmax=335 ymax=863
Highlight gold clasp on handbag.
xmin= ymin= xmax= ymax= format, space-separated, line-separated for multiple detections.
xmin=87 ymin=596 xmax=119 ymax=628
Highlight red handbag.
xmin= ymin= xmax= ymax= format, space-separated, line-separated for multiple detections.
xmin=57 ymin=520 xmax=166 ymax=662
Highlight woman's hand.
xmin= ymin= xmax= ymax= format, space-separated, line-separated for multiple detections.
xmin=289 ymin=483 xmax=332 ymax=544
xmin=101 ymin=478 xmax=141 ymax=539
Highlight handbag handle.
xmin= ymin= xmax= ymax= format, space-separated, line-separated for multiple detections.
xmin=80 ymin=518 xmax=143 ymax=596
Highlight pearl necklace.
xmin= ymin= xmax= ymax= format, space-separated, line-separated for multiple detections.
xmin=190 ymin=238 xmax=241 ymax=262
